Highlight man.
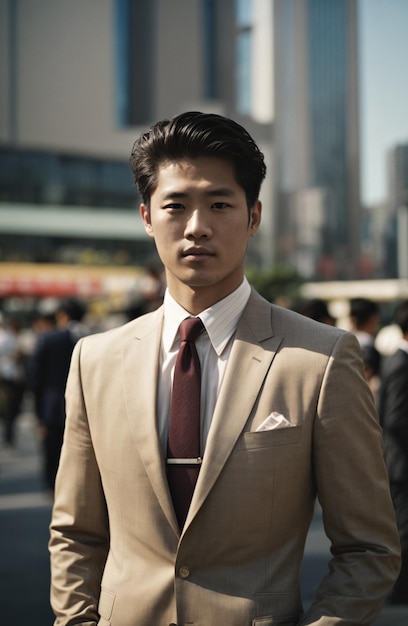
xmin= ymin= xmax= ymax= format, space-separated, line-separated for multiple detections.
xmin=379 ymin=299 xmax=408 ymax=605
xmin=295 ymin=298 xmax=336 ymax=326
xmin=50 ymin=112 xmax=400 ymax=626
xmin=349 ymin=297 xmax=382 ymax=397
xmin=31 ymin=298 xmax=87 ymax=492
xmin=0 ymin=316 xmax=26 ymax=448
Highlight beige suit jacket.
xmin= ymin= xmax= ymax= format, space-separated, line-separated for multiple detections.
xmin=49 ymin=290 xmax=400 ymax=626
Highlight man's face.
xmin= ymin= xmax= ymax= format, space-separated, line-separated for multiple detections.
xmin=140 ymin=156 xmax=261 ymax=309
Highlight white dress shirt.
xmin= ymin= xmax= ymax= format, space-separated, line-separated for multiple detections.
xmin=157 ymin=278 xmax=251 ymax=455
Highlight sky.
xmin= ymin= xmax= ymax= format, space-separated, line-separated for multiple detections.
xmin=359 ymin=0 xmax=408 ymax=205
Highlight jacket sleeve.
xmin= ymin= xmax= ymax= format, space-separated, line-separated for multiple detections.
xmin=299 ymin=331 xmax=401 ymax=625
xmin=49 ymin=338 xmax=109 ymax=625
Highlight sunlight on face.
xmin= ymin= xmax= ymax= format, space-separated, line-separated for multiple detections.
xmin=140 ymin=157 xmax=261 ymax=310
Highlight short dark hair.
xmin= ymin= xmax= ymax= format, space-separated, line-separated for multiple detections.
xmin=129 ymin=111 xmax=266 ymax=210
xmin=393 ymin=300 xmax=408 ymax=335
xmin=349 ymin=298 xmax=379 ymax=326
xmin=58 ymin=298 xmax=86 ymax=322
xmin=295 ymin=298 xmax=336 ymax=325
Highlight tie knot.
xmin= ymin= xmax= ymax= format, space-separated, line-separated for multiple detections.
xmin=179 ymin=317 xmax=204 ymax=343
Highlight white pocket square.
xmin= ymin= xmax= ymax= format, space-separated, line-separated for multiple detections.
xmin=255 ymin=412 xmax=294 ymax=432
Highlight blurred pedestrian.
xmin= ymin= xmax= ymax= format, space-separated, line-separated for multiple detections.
xmin=49 ymin=111 xmax=400 ymax=625
xmin=30 ymin=298 xmax=88 ymax=493
xmin=349 ymin=297 xmax=382 ymax=398
xmin=295 ymin=298 xmax=336 ymax=326
xmin=379 ymin=299 xmax=408 ymax=605
xmin=0 ymin=316 xmax=27 ymax=448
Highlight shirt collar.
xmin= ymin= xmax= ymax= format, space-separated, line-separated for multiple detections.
xmin=163 ymin=277 xmax=251 ymax=356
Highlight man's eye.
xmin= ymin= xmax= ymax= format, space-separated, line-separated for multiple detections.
xmin=164 ymin=203 xmax=184 ymax=210
xmin=212 ymin=202 xmax=229 ymax=209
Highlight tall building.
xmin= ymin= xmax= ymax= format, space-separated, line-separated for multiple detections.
xmin=385 ymin=143 xmax=408 ymax=277
xmin=273 ymin=0 xmax=361 ymax=279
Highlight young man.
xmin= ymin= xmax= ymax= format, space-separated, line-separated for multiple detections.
xmin=49 ymin=112 xmax=400 ymax=626
xmin=30 ymin=298 xmax=87 ymax=492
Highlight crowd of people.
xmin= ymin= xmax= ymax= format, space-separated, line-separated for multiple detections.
xmin=0 ymin=267 xmax=165 ymax=490
xmin=298 ymin=294 xmax=408 ymax=605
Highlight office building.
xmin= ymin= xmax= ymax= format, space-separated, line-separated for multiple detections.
xmin=385 ymin=143 xmax=408 ymax=277
xmin=273 ymin=0 xmax=361 ymax=278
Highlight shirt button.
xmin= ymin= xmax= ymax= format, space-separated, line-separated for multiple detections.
xmin=179 ymin=565 xmax=190 ymax=578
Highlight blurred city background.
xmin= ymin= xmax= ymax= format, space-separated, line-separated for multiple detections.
xmin=1 ymin=0 xmax=408 ymax=623
xmin=0 ymin=0 xmax=408 ymax=326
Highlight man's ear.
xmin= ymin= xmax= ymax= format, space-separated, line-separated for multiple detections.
xmin=140 ymin=204 xmax=154 ymax=238
xmin=249 ymin=200 xmax=262 ymax=234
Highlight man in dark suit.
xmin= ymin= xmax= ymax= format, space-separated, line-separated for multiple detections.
xmin=49 ymin=112 xmax=400 ymax=625
xmin=379 ymin=299 xmax=408 ymax=605
xmin=31 ymin=298 xmax=87 ymax=492
xmin=349 ymin=297 xmax=382 ymax=400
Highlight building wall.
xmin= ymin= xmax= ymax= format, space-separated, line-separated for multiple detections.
xmin=273 ymin=0 xmax=361 ymax=278
xmin=0 ymin=0 xmax=12 ymax=142
xmin=155 ymin=0 xmax=204 ymax=120
xmin=0 ymin=0 xmax=138 ymax=156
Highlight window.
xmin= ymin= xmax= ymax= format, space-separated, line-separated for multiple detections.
xmin=114 ymin=0 xmax=156 ymax=126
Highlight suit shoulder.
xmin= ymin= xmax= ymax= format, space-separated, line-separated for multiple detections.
xmin=246 ymin=289 xmax=351 ymax=351
xmin=78 ymin=309 xmax=162 ymax=351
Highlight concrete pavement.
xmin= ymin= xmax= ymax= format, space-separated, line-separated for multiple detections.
xmin=0 ymin=409 xmax=53 ymax=624
xmin=1 ymin=409 xmax=407 ymax=625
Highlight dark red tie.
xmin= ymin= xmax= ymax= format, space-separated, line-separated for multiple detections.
xmin=167 ymin=317 xmax=204 ymax=528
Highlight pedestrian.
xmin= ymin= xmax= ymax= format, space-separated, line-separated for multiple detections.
xmin=379 ymin=299 xmax=408 ymax=605
xmin=49 ymin=111 xmax=400 ymax=625
xmin=295 ymin=298 xmax=336 ymax=326
xmin=0 ymin=316 xmax=27 ymax=448
xmin=30 ymin=298 xmax=87 ymax=493
xmin=349 ymin=297 xmax=382 ymax=399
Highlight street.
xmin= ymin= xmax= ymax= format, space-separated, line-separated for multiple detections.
xmin=0 ymin=409 xmax=406 ymax=625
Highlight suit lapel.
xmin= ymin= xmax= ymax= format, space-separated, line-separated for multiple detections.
xmin=185 ymin=291 xmax=283 ymax=528
xmin=121 ymin=307 xmax=179 ymax=535
xmin=121 ymin=293 xmax=284 ymax=535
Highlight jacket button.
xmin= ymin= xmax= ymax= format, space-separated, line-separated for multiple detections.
xmin=179 ymin=565 xmax=190 ymax=578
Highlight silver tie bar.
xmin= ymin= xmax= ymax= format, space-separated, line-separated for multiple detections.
xmin=166 ymin=457 xmax=203 ymax=465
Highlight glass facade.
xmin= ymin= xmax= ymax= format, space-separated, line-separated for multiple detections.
xmin=274 ymin=0 xmax=360 ymax=276
xmin=309 ymin=0 xmax=348 ymax=249
xmin=235 ymin=0 xmax=253 ymax=116
xmin=0 ymin=148 xmax=153 ymax=267
xmin=114 ymin=0 xmax=156 ymax=126
xmin=202 ymin=0 xmax=217 ymax=99
xmin=0 ymin=148 xmax=137 ymax=209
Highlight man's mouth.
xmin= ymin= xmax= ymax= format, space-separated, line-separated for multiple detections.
xmin=182 ymin=247 xmax=214 ymax=259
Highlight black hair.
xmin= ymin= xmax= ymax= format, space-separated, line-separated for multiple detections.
xmin=349 ymin=298 xmax=379 ymax=326
xmin=58 ymin=298 xmax=86 ymax=322
xmin=129 ymin=111 xmax=266 ymax=210
xmin=393 ymin=300 xmax=408 ymax=335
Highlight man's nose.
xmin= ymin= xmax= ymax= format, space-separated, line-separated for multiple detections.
xmin=185 ymin=209 xmax=212 ymax=238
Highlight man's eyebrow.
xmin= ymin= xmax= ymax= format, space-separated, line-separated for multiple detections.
xmin=161 ymin=191 xmax=188 ymax=200
xmin=206 ymin=187 xmax=235 ymax=197
xmin=161 ymin=187 xmax=235 ymax=200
